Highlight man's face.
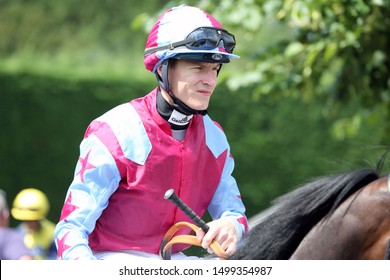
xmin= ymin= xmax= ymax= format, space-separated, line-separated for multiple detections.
xmin=25 ymin=220 xmax=41 ymax=231
xmin=166 ymin=59 xmax=221 ymax=111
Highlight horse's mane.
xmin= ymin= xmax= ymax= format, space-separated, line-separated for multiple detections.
xmin=230 ymin=168 xmax=380 ymax=260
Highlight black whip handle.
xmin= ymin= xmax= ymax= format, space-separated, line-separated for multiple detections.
xmin=164 ymin=189 xmax=209 ymax=233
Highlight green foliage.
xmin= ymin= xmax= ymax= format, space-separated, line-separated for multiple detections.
xmin=201 ymin=0 xmax=390 ymax=142
xmin=0 ymin=0 xmax=163 ymax=81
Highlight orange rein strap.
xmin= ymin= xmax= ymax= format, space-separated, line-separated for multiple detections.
xmin=159 ymin=221 xmax=228 ymax=260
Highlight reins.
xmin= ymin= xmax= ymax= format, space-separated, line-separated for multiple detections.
xmin=159 ymin=221 xmax=228 ymax=260
xmin=161 ymin=189 xmax=228 ymax=260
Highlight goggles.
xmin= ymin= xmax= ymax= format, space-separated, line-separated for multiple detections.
xmin=145 ymin=27 xmax=236 ymax=55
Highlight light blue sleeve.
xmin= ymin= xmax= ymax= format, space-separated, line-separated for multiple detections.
xmin=54 ymin=133 xmax=121 ymax=260
xmin=204 ymin=116 xmax=248 ymax=240
xmin=54 ymin=103 xmax=151 ymax=260
xmin=208 ymin=153 xmax=248 ymax=240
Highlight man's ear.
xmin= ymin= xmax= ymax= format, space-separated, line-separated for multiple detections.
xmin=157 ymin=65 xmax=162 ymax=78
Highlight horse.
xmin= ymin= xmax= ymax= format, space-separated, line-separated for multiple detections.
xmin=161 ymin=156 xmax=390 ymax=260
xmin=229 ymin=167 xmax=390 ymax=260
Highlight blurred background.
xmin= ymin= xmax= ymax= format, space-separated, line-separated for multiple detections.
xmin=1 ymin=0 xmax=389 ymax=229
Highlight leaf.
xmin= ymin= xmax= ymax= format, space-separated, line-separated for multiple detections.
xmin=284 ymin=41 xmax=304 ymax=57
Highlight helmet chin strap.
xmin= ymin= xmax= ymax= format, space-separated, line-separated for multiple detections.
xmin=156 ymin=90 xmax=192 ymax=130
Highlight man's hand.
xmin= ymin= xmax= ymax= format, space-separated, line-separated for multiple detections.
xmin=196 ymin=218 xmax=237 ymax=256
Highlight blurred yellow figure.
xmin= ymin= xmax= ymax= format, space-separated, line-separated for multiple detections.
xmin=11 ymin=188 xmax=57 ymax=259
xmin=0 ymin=189 xmax=32 ymax=260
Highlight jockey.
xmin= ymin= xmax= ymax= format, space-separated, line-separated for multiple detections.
xmin=54 ymin=4 xmax=248 ymax=260
xmin=11 ymin=188 xmax=57 ymax=260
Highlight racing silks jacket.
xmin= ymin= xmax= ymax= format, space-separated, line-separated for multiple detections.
xmin=54 ymin=88 xmax=248 ymax=260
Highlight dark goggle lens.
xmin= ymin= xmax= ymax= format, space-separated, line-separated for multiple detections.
xmin=186 ymin=28 xmax=236 ymax=53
